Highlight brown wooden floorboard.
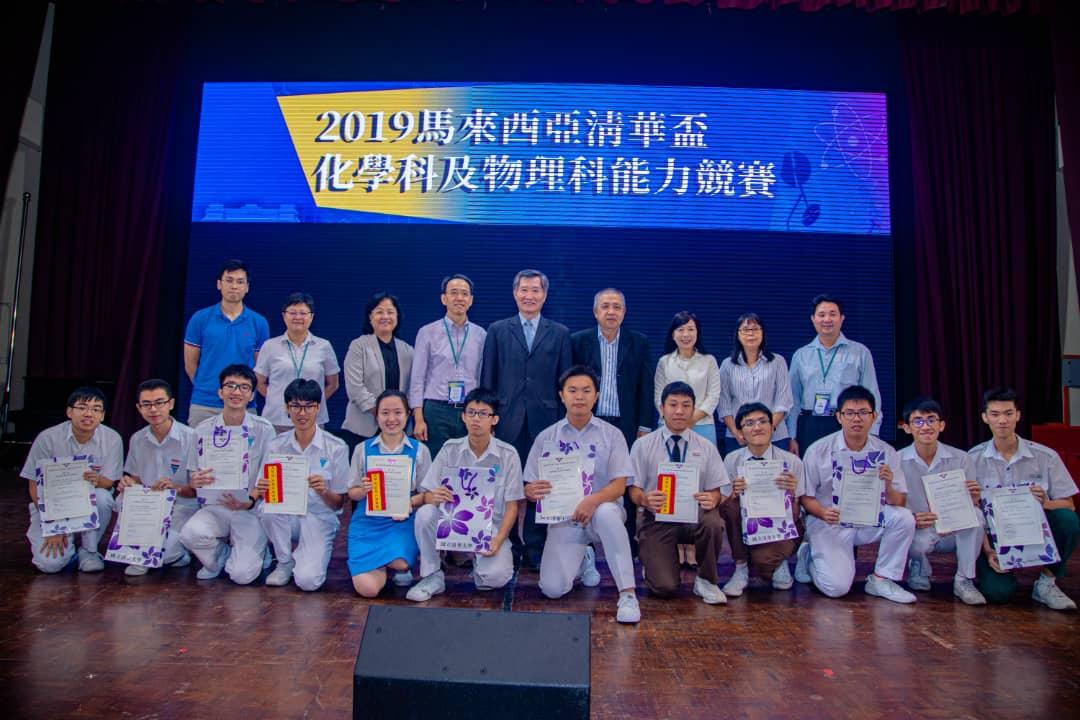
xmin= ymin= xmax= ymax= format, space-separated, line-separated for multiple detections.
xmin=0 ymin=474 xmax=1077 ymax=719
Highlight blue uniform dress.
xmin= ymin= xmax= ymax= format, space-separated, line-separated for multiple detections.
xmin=347 ymin=437 xmax=421 ymax=575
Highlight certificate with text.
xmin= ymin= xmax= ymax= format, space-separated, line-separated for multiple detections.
xmin=261 ymin=454 xmax=310 ymax=515
xmin=921 ymin=470 xmax=980 ymax=535
xmin=655 ymin=462 xmax=700 ymax=524
xmin=536 ymin=452 xmax=585 ymax=524
xmin=365 ymin=454 xmax=413 ymax=518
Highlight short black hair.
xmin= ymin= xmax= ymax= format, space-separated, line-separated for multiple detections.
xmin=901 ymin=396 xmax=943 ymax=423
xmin=730 ymin=312 xmax=775 ymax=365
xmin=664 ymin=311 xmax=707 ymax=355
xmin=441 ymin=274 xmax=474 ymax=293
xmin=836 ymin=385 xmax=876 ymax=413
xmin=982 ymin=387 xmax=1019 ymax=411
xmin=463 ymin=387 xmax=498 ymax=414
xmin=282 ymin=292 xmax=315 ymax=313
xmin=735 ymin=402 xmax=772 ymax=428
xmin=558 ymin=364 xmax=600 ymax=392
xmin=283 ymin=378 xmax=322 ymax=405
xmin=136 ymin=378 xmax=173 ymax=400
xmin=67 ymin=386 xmax=106 ymax=408
xmin=362 ymin=292 xmax=402 ymax=336
xmin=219 ymin=364 xmax=257 ymax=387
xmin=218 ymin=259 xmax=248 ymax=280
xmin=660 ymin=381 xmax=696 ymax=406
xmin=812 ymin=293 xmax=843 ymax=315
xmin=375 ymin=388 xmax=410 ymax=414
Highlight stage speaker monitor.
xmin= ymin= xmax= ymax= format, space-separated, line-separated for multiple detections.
xmin=354 ymin=606 xmax=590 ymax=720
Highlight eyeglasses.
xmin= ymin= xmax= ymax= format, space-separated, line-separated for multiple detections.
xmin=221 ymin=277 xmax=247 ymax=286
xmin=909 ymin=417 xmax=940 ymax=428
xmin=464 ymin=409 xmax=493 ymax=419
xmin=70 ymin=404 xmax=105 ymax=415
xmin=222 ymin=382 xmax=253 ymax=392
xmin=740 ymin=417 xmax=771 ymax=429
xmin=287 ymin=402 xmax=319 ymax=414
xmin=137 ymin=399 xmax=171 ymax=410
xmin=738 ymin=326 xmax=762 ymax=335
xmin=284 ymin=310 xmax=311 ymax=318
xmin=444 ymin=289 xmax=472 ymax=298
xmin=839 ymin=409 xmax=874 ymax=419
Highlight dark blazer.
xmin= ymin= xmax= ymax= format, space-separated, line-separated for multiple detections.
xmin=481 ymin=315 xmax=573 ymax=443
xmin=571 ymin=327 xmax=654 ymax=445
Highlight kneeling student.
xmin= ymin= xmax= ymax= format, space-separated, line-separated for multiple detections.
xmin=408 ymin=388 xmax=522 ymax=601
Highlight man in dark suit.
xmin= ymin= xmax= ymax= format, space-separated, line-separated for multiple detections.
xmin=571 ymin=288 xmax=654 ymax=556
xmin=481 ymin=269 xmax=572 ymax=568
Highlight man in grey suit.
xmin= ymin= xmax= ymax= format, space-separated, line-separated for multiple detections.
xmin=481 ymin=269 xmax=572 ymax=569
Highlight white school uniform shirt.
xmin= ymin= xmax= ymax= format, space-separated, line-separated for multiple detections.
xmin=349 ymin=435 xmax=433 ymax=493
xmin=421 ymin=435 xmax=526 ymax=527
xmin=653 ymin=351 xmax=722 ymax=426
xmin=265 ymin=427 xmax=350 ymax=516
xmin=899 ymin=441 xmax=977 ymax=514
xmin=254 ymin=332 xmax=340 ymax=427
xmin=630 ymin=425 xmax=730 ymax=494
xmin=802 ymin=430 xmax=906 ymax=506
xmin=724 ymin=444 xmax=805 ymax=497
xmin=20 ymin=421 xmax=124 ymax=483
xmin=968 ymin=437 xmax=1079 ymax=500
xmin=189 ymin=412 xmax=277 ymax=493
xmin=125 ymin=419 xmax=198 ymax=508
xmin=523 ymin=416 xmax=634 ymax=493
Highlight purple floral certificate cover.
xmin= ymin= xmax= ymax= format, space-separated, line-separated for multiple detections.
xmin=106 ymin=488 xmax=177 ymax=568
xmin=740 ymin=460 xmax=800 ymax=546
xmin=35 ymin=455 xmax=100 ymax=538
xmin=435 ymin=466 xmax=498 ymax=553
xmin=981 ymin=483 xmax=1060 ymax=570
xmin=831 ymin=450 xmax=886 ymax=529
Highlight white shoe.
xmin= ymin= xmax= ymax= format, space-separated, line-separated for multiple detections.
xmin=406 ymin=570 xmax=446 ymax=602
xmin=170 ymin=552 xmax=191 ymax=568
xmin=694 ymin=576 xmax=728 ymax=605
xmin=865 ymin=574 xmax=917 ymax=604
xmin=953 ymin=576 xmax=987 ymax=606
xmin=265 ymin=560 xmax=295 ymax=587
xmin=794 ymin=542 xmax=812 ymax=584
xmin=392 ymin=570 xmax=415 ymax=587
xmin=772 ymin=561 xmax=794 ymax=591
xmin=77 ymin=549 xmax=105 ymax=573
xmin=616 ymin=592 xmax=641 ymax=623
xmin=196 ymin=544 xmax=230 ymax=580
xmin=124 ymin=564 xmax=149 ymax=576
xmin=907 ymin=557 xmax=931 ymax=591
xmin=721 ymin=563 xmax=748 ymax=597
xmin=578 ymin=546 xmax=601 ymax=588
xmin=1033 ymin=574 xmax=1077 ymax=610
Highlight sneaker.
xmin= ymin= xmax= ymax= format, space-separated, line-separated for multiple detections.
xmin=578 ymin=546 xmax=601 ymax=588
xmin=794 ymin=542 xmax=812 ymax=584
xmin=616 ymin=592 xmax=641 ymax=623
xmin=392 ymin=571 xmax=415 ymax=587
xmin=265 ymin=560 xmax=295 ymax=587
xmin=170 ymin=552 xmax=191 ymax=568
xmin=907 ymin=557 xmax=931 ymax=591
xmin=1033 ymin=574 xmax=1077 ymax=611
xmin=694 ymin=576 xmax=728 ymax=605
xmin=124 ymin=564 xmax=149 ymax=576
xmin=196 ymin=544 xmax=230 ymax=580
xmin=406 ymin=570 xmax=446 ymax=602
xmin=953 ymin=576 xmax=987 ymax=606
xmin=77 ymin=549 xmax=105 ymax=573
xmin=865 ymin=574 xmax=917 ymax=604
xmin=772 ymin=561 xmax=794 ymax=591
xmin=721 ymin=563 xmax=748 ymax=597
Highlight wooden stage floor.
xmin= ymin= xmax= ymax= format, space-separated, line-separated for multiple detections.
xmin=1 ymin=477 xmax=1077 ymax=719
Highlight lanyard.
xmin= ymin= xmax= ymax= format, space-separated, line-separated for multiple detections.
xmin=816 ymin=346 xmax=839 ymax=381
xmin=442 ymin=318 xmax=470 ymax=368
xmin=288 ymin=339 xmax=310 ymax=378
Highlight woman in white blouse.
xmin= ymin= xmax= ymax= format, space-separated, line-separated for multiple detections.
xmin=653 ymin=310 xmax=722 ymax=446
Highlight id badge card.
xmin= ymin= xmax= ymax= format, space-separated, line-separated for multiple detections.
xmin=448 ymin=380 xmax=466 ymax=404
xmin=813 ymin=393 xmax=831 ymax=415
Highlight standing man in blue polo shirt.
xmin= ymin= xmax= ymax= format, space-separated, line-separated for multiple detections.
xmin=183 ymin=259 xmax=270 ymax=427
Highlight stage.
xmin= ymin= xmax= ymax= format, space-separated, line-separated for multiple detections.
xmin=0 ymin=475 xmax=1076 ymax=719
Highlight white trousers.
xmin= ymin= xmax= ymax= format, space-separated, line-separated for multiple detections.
xmin=414 ymin=504 xmax=513 ymax=590
xmin=805 ymin=504 xmax=915 ymax=597
xmin=26 ymin=487 xmax=116 ymax=573
xmin=179 ymin=505 xmax=267 ymax=585
xmin=539 ymin=501 xmax=636 ymax=598
xmin=909 ymin=525 xmax=984 ymax=580
xmin=259 ymin=510 xmax=339 ymax=591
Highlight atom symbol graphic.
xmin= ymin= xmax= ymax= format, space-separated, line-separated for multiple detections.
xmin=814 ymin=103 xmax=886 ymax=181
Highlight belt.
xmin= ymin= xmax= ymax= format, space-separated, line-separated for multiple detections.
xmin=800 ymin=410 xmax=835 ymax=417
xmin=426 ymin=399 xmax=465 ymax=409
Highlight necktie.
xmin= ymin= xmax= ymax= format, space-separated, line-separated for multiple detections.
xmin=668 ymin=435 xmax=683 ymax=462
xmin=524 ymin=319 xmax=535 ymax=351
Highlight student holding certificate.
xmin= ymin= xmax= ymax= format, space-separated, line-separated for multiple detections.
xmin=629 ymin=382 xmax=729 ymax=605
xmin=347 ymin=390 xmax=432 ymax=598
xmin=407 ymin=388 xmax=523 ymax=601
xmin=969 ymin=388 xmax=1079 ymax=610
xmin=180 ymin=365 xmax=275 ymax=584
xmin=897 ymin=397 xmax=986 ymax=605
xmin=21 ymin=387 xmax=122 ymax=573
xmin=524 ymin=365 xmax=640 ymax=624
xmin=720 ymin=402 xmax=804 ymax=596
xmin=796 ymin=386 xmax=916 ymax=603
xmin=117 ymin=379 xmax=198 ymax=577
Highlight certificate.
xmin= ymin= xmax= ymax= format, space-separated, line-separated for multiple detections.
xmin=365 ymin=454 xmax=413 ymax=518
xmin=654 ymin=462 xmax=700 ymax=524
xmin=41 ymin=459 xmax=92 ymax=522
xmin=837 ymin=468 xmax=883 ymax=527
xmin=536 ymin=452 xmax=585 ymax=524
xmin=435 ymin=465 xmax=498 ymax=552
xmin=261 ymin=454 xmax=309 ymax=515
xmin=921 ymin=470 xmax=980 ymax=534
xmin=990 ymin=486 xmax=1045 ymax=548
xmin=741 ymin=460 xmax=786 ymax=519
xmin=198 ymin=434 xmax=245 ymax=490
xmin=118 ymin=488 xmax=170 ymax=547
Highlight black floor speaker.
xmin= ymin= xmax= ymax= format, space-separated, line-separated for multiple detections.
xmin=353 ymin=606 xmax=590 ymax=719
